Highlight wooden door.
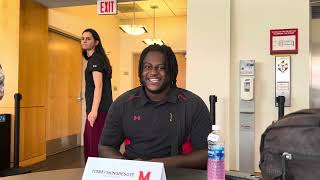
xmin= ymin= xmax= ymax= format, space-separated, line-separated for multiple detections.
xmin=132 ymin=52 xmax=186 ymax=88
xmin=46 ymin=30 xmax=82 ymax=152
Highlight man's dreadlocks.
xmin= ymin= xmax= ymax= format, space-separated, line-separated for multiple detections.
xmin=138 ymin=44 xmax=178 ymax=87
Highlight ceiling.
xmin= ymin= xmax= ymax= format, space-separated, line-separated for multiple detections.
xmin=34 ymin=0 xmax=320 ymax=19
xmin=33 ymin=0 xmax=187 ymax=19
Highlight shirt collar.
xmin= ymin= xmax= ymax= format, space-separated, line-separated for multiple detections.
xmin=137 ymin=86 xmax=179 ymax=107
xmin=166 ymin=88 xmax=179 ymax=103
xmin=138 ymin=87 xmax=149 ymax=107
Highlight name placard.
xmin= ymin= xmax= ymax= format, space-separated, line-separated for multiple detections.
xmin=82 ymin=157 xmax=166 ymax=180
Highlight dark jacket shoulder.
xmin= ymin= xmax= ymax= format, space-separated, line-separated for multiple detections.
xmin=112 ymin=87 xmax=141 ymax=106
xmin=176 ymin=88 xmax=205 ymax=105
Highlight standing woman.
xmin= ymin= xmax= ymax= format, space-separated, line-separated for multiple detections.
xmin=81 ymin=28 xmax=113 ymax=161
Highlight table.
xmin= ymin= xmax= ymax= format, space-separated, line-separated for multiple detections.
xmin=1 ymin=167 xmax=260 ymax=180
xmin=0 ymin=168 xmax=208 ymax=180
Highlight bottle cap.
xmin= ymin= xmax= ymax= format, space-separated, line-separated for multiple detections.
xmin=212 ymin=125 xmax=220 ymax=131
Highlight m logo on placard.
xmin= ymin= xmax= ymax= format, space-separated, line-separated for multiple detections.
xmin=138 ymin=171 xmax=151 ymax=180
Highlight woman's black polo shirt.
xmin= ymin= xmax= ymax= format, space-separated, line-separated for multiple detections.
xmin=85 ymin=52 xmax=112 ymax=113
xmin=99 ymin=87 xmax=212 ymax=160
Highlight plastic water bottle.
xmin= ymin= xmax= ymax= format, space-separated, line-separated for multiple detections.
xmin=207 ymin=125 xmax=225 ymax=180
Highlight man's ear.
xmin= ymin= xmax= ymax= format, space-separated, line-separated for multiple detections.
xmin=95 ymin=40 xmax=99 ymax=46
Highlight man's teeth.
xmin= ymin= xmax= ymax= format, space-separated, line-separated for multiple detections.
xmin=149 ymin=78 xmax=160 ymax=82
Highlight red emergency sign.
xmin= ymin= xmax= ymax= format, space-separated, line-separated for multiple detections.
xmin=97 ymin=0 xmax=117 ymax=15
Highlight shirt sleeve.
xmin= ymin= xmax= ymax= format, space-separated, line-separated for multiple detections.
xmin=87 ymin=55 xmax=105 ymax=73
xmin=189 ymin=97 xmax=212 ymax=150
xmin=99 ymin=101 xmax=124 ymax=150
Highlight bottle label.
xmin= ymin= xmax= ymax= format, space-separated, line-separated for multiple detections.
xmin=207 ymin=134 xmax=219 ymax=142
xmin=208 ymin=146 xmax=224 ymax=160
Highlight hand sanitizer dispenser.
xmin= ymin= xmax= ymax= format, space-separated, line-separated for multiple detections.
xmin=240 ymin=77 xmax=254 ymax=101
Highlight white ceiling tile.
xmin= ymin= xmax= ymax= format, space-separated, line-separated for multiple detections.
xmin=139 ymin=0 xmax=174 ymax=17
xmin=163 ymin=0 xmax=187 ymax=9
xmin=116 ymin=13 xmax=130 ymax=20
xmin=121 ymin=11 xmax=151 ymax=19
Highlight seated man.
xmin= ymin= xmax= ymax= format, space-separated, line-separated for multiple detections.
xmin=99 ymin=44 xmax=212 ymax=169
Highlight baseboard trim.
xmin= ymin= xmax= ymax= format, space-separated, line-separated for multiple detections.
xmin=46 ymin=134 xmax=81 ymax=156
xmin=20 ymin=154 xmax=46 ymax=167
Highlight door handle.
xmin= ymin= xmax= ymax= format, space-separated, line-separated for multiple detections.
xmin=77 ymin=97 xmax=83 ymax=101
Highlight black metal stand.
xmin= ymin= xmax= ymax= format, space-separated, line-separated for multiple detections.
xmin=0 ymin=93 xmax=31 ymax=177
xmin=14 ymin=93 xmax=21 ymax=168
xmin=209 ymin=95 xmax=217 ymax=125
xmin=276 ymin=96 xmax=285 ymax=120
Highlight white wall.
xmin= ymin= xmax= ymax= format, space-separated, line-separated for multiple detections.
xmin=187 ymin=0 xmax=231 ymax=169
xmin=119 ymin=16 xmax=186 ymax=94
xmin=311 ymin=19 xmax=320 ymax=108
xmin=188 ymin=0 xmax=310 ymax=172
xmin=231 ymin=0 xmax=310 ymax=171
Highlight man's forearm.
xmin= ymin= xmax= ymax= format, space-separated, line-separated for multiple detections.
xmin=98 ymin=145 xmax=125 ymax=159
xmin=150 ymin=149 xmax=208 ymax=170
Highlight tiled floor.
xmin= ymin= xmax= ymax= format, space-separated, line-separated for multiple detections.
xmin=27 ymin=146 xmax=85 ymax=172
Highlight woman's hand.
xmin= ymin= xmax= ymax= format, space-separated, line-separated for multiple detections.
xmin=88 ymin=110 xmax=98 ymax=127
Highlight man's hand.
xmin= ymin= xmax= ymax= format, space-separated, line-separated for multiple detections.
xmin=99 ymin=145 xmax=125 ymax=159
xmin=150 ymin=157 xmax=179 ymax=167
xmin=149 ymin=150 xmax=208 ymax=169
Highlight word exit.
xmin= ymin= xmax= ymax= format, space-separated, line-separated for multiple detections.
xmin=97 ymin=0 xmax=117 ymax=15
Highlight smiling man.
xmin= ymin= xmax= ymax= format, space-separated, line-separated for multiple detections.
xmin=99 ymin=44 xmax=212 ymax=169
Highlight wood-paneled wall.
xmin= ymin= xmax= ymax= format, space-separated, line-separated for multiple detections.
xmin=19 ymin=107 xmax=46 ymax=163
xmin=18 ymin=0 xmax=48 ymax=166
xmin=19 ymin=0 xmax=48 ymax=107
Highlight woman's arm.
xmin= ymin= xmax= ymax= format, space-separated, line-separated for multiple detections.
xmin=88 ymin=71 xmax=103 ymax=127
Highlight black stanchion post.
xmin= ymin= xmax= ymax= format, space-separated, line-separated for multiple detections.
xmin=13 ymin=93 xmax=21 ymax=168
xmin=0 ymin=93 xmax=31 ymax=177
xmin=209 ymin=95 xmax=217 ymax=125
xmin=276 ymin=96 xmax=285 ymax=120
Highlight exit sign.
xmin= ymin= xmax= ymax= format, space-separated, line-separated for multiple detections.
xmin=97 ymin=0 xmax=117 ymax=15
